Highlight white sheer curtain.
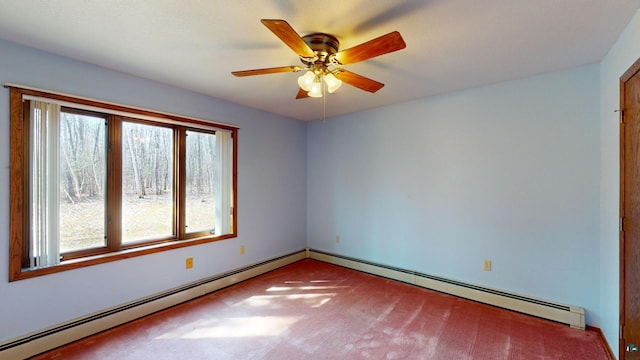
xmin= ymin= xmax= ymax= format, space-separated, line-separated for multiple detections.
xmin=214 ymin=131 xmax=233 ymax=235
xmin=30 ymin=100 xmax=61 ymax=268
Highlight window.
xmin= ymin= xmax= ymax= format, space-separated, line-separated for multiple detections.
xmin=9 ymin=86 xmax=238 ymax=281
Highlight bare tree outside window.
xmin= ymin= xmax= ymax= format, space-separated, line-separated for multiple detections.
xmin=185 ymin=130 xmax=216 ymax=233
xmin=59 ymin=112 xmax=106 ymax=252
xmin=122 ymin=122 xmax=174 ymax=243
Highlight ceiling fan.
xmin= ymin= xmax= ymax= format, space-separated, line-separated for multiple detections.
xmin=231 ymin=19 xmax=406 ymax=99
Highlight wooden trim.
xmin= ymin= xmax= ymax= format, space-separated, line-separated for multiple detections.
xmin=620 ymin=74 xmax=626 ymax=360
xmin=116 ymin=118 xmax=181 ymax=248
xmin=9 ymin=88 xmax=26 ymax=280
xmin=4 ymin=84 xmax=239 ymax=131
xmin=175 ymin=128 xmax=185 ymax=239
xmin=7 ymin=87 xmax=239 ymax=282
xmin=13 ymin=234 xmax=237 ymax=281
xmin=619 ymin=55 xmax=640 ymax=359
xmin=586 ymin=326 xmax=616 ymax=360
xmin=622 ymin=59 xmax=640 ymax=83
xmin=20 ymin=100 xmax=31 ymax=268
xmin=108 ymin=115 xmax=123 ymax=252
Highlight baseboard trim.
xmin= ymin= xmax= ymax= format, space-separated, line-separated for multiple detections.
xmin=0 ymin=250 xmax=306 ymax=359
xmin=586 ymin=326 xmax=616 ymax=360
xmin=0 ymin=248 xmax=594 ymax=359
xmin=307 ymin=248 xmax=586 ymax=330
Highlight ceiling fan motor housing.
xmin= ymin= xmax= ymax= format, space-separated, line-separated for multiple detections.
xmin=301 ymin=33 xmax=340 ymax=66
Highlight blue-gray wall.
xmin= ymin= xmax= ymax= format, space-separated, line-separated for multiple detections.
xmin=307 ymin=65 xmax=601 ymax=325
xmin=0 ymin=39 xmax=307 ymax=342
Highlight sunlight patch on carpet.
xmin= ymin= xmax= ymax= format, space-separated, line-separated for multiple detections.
xmin=266 ymin=285 xmax=346 ymax=292
xmin=155 ymin=316 xmax=301 ymax=339
xmin=237 ymin=293 xmax=336 ymax=308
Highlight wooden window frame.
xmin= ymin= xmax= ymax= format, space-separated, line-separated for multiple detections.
xmin=8 ymin=86 xmax=238 ymax=281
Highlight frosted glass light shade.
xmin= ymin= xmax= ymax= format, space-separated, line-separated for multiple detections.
xmin=324 ymin=73 xmax=342 ymax=93
xmin=308 ymin=82 xmax=323 ymax=97
xmin=297 ymin=71 xmax=315 ymax=91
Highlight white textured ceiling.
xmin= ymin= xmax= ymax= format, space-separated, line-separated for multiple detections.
xmin=0 ymin=0 xmax=638 ymax=121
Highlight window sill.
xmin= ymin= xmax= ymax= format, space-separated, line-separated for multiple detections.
xmin=10 ymin=233 xmax=236 ymax=282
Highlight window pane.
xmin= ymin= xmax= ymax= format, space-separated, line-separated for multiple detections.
xmin=122 ymin=122 xmax=174 ymax=243
xmin=185 ymin=130 xmax=216 ymax=233
xmin=59 ymin=112 xmax=107 ymax=253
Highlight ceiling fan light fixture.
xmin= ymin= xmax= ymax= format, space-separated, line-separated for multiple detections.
xmin=324 ymin=72 xmax=342 ymax=93
xmin=297 ymin=70 xmax=315 ymax=91
xmin=308 ymin=81 xmax=323 ymax=97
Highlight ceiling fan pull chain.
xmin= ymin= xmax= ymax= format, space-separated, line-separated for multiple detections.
xmin=320 ymin=77 xmax=327 ymax=123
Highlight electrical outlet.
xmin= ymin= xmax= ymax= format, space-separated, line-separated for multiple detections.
xmin=336 ymin=235 xmax=340 ymax=243
xmin=186 ymin=257 xmax=193 ymax=269
xmin=240 ymin=245 xmax=245 ymax=255
xmin=483 ymin=259 xmax=492 ymax=271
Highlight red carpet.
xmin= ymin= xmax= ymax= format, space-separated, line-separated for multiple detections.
xmin=32 ymin=259 xmax=611 ymax=359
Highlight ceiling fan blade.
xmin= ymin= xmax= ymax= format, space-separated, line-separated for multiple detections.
xmin=261 ymin=19 xmax=316 ymax=58
xmin=231 ymin=66 xmax=301 ymax=77
xmin=296 ymin=88 xmax=310 ymax=99
xmin=335 ymin=70 xmax=385 ymax=93
xmin=334 ymin=31 xmax=406 ymax=65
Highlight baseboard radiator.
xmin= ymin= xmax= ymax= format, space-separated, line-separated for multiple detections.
xmin=0 ymin=250 xmax=307 ymax=360
xmin=307 ymin=249 xmax=585 ymax=331
xmin=1 ymin=248 xmax=586 ymax=359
